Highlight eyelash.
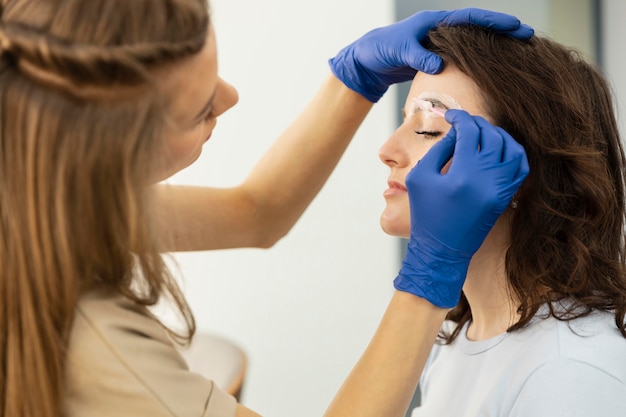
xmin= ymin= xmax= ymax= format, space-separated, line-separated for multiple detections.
xmin=415 ymin=130 xmax=442 ymax=139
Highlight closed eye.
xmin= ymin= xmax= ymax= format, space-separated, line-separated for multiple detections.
xmin=415 ymin=130 xmax=442 ymax=139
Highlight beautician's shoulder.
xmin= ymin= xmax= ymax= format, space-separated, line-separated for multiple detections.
xmin=64 ymin=290 xmax=236 ymax=417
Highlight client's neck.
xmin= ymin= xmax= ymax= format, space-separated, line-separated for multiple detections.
xmin=462 ymin=220 xmax=519 ymax=341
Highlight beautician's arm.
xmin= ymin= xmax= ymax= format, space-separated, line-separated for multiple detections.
xmin=154 ymin=76 xmax=372 ymax=251
xmin=235 ymin=293 xmax=446 ymax=417
xmin=322 ymin=292 xmax=446 ymax=417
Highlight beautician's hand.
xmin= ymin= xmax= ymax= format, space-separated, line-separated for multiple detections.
xmin=394 ymin=110 xmax=529 ymax=308
xmin=329 ymin=8 xmax=533 ymax=102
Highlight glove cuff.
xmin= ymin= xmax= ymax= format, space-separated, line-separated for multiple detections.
xmin=394 ymin=236 xmax=471 ymax=308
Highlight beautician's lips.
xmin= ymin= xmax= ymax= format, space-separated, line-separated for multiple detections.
xmin=383 ymin=180 xmax=407 ymax=197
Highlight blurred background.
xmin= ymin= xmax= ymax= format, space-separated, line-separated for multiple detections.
xmin=161 ymin=1 xmax=626 ymax=417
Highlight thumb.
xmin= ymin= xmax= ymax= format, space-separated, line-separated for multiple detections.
xmin=416 ymin=133 xmax=456 ymax=173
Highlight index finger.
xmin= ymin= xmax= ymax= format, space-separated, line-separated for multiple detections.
xmin=443 ymin=8 xmax=534 ymax=39
xmin=444 ymin=109 xmax=480 ymax=158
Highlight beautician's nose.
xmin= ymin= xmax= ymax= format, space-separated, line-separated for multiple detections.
xmin=212 ymin=77 xmax=239 ymax=117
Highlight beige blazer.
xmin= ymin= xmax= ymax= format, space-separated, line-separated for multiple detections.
xmin=64 ymin=290 xmax=236 ymax=417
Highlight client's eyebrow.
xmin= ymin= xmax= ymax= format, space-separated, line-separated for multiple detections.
xmin=423 ymin=97 xmax=450 ymax=111
xmin=402 ymin=97 xmax=451 ymax=120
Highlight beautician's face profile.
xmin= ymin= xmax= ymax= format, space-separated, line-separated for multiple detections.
xmin=378 ymin=65 xmax=488 ymax=238
xmin=155 ymin=26 xmax=239 ymax=181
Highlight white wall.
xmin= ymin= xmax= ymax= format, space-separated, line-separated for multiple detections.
xmin=164 ymin=2 xmax=398 ymax=417
xmin=603 ymin=0 xmax=626 ymax=137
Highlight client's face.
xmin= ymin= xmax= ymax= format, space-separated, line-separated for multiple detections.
xmin=378 ymin=64 xmax=488 ymax=238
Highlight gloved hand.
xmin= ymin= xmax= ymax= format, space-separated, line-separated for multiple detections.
xmin=393 ymin=110 xmax=529 ymax=308
xmin=329 ymin=8 xmax=534 ymax=102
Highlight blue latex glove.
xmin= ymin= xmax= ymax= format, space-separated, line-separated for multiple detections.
xmin=393 ymin=110 xmax=529 ymax=308
xmin=329 ymin=8 xmax=534 ymax=102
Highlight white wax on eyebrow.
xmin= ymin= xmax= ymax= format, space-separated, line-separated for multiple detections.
xmin=412 ymin=99 xmax=442 ymax=120
xmin=417 ymin=91 xmax=463 ymax=109
xmin=410 ymin=91 xmax=463 ymax=120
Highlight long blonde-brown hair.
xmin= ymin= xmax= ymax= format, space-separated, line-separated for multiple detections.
xmin=0 ymin=1 xmax=210 ymax=416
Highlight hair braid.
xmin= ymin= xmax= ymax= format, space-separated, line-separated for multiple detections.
xmin=0 ymin=18 xmax=206 ymax=100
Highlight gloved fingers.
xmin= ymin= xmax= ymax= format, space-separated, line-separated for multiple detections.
xmin=400 ymin=8 xmax=532 ymax=73
xmin=473 ymin=116 xmax=505 ymax=162
xmin=444 ymin=109 xmax=480 ymax=159
xmin=494 ymin=154 xmax=530 ymax=207
xmin=387 ymin=65 xmax=419 ymax=84
xmin=399 ymin=10 xmax=449 ymax=74
xmin=494 ymin=126 xmax=530 ymax=182
xmin=442 ymin=8 xmax=534 ymax=39
xmin=481 ymin=124 xmax=529 ymax=205
xmin=471 ymin=119 xmax=530 ymax=191
xmin=401 ymin=9 xmax=449 ymax=34
xmin=413 ymin=133 xmax=456 ymax=173
xmin=502 ymin=151 xmax=530 ymax=191
xmin=515 ymin=149 xmax=530 ymax=184
xmin=476 ymin=122 xmax=531 ymax=191
xmin=506 ymin=23 xmax=534 ymax=39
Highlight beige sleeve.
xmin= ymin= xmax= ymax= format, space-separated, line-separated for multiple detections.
xmin=64 ymin=291 xmax=236 ymax=417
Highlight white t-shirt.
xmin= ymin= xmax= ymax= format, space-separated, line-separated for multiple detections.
xmin=412 ymin=305 xmax=626 ymax=417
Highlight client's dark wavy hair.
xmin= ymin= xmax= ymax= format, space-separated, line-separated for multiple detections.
xmin=427 ymin=25 xmax=626 ymax=343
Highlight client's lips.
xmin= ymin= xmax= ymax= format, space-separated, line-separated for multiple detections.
xmin=383 ymin=180 xmax=407 ymax=197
